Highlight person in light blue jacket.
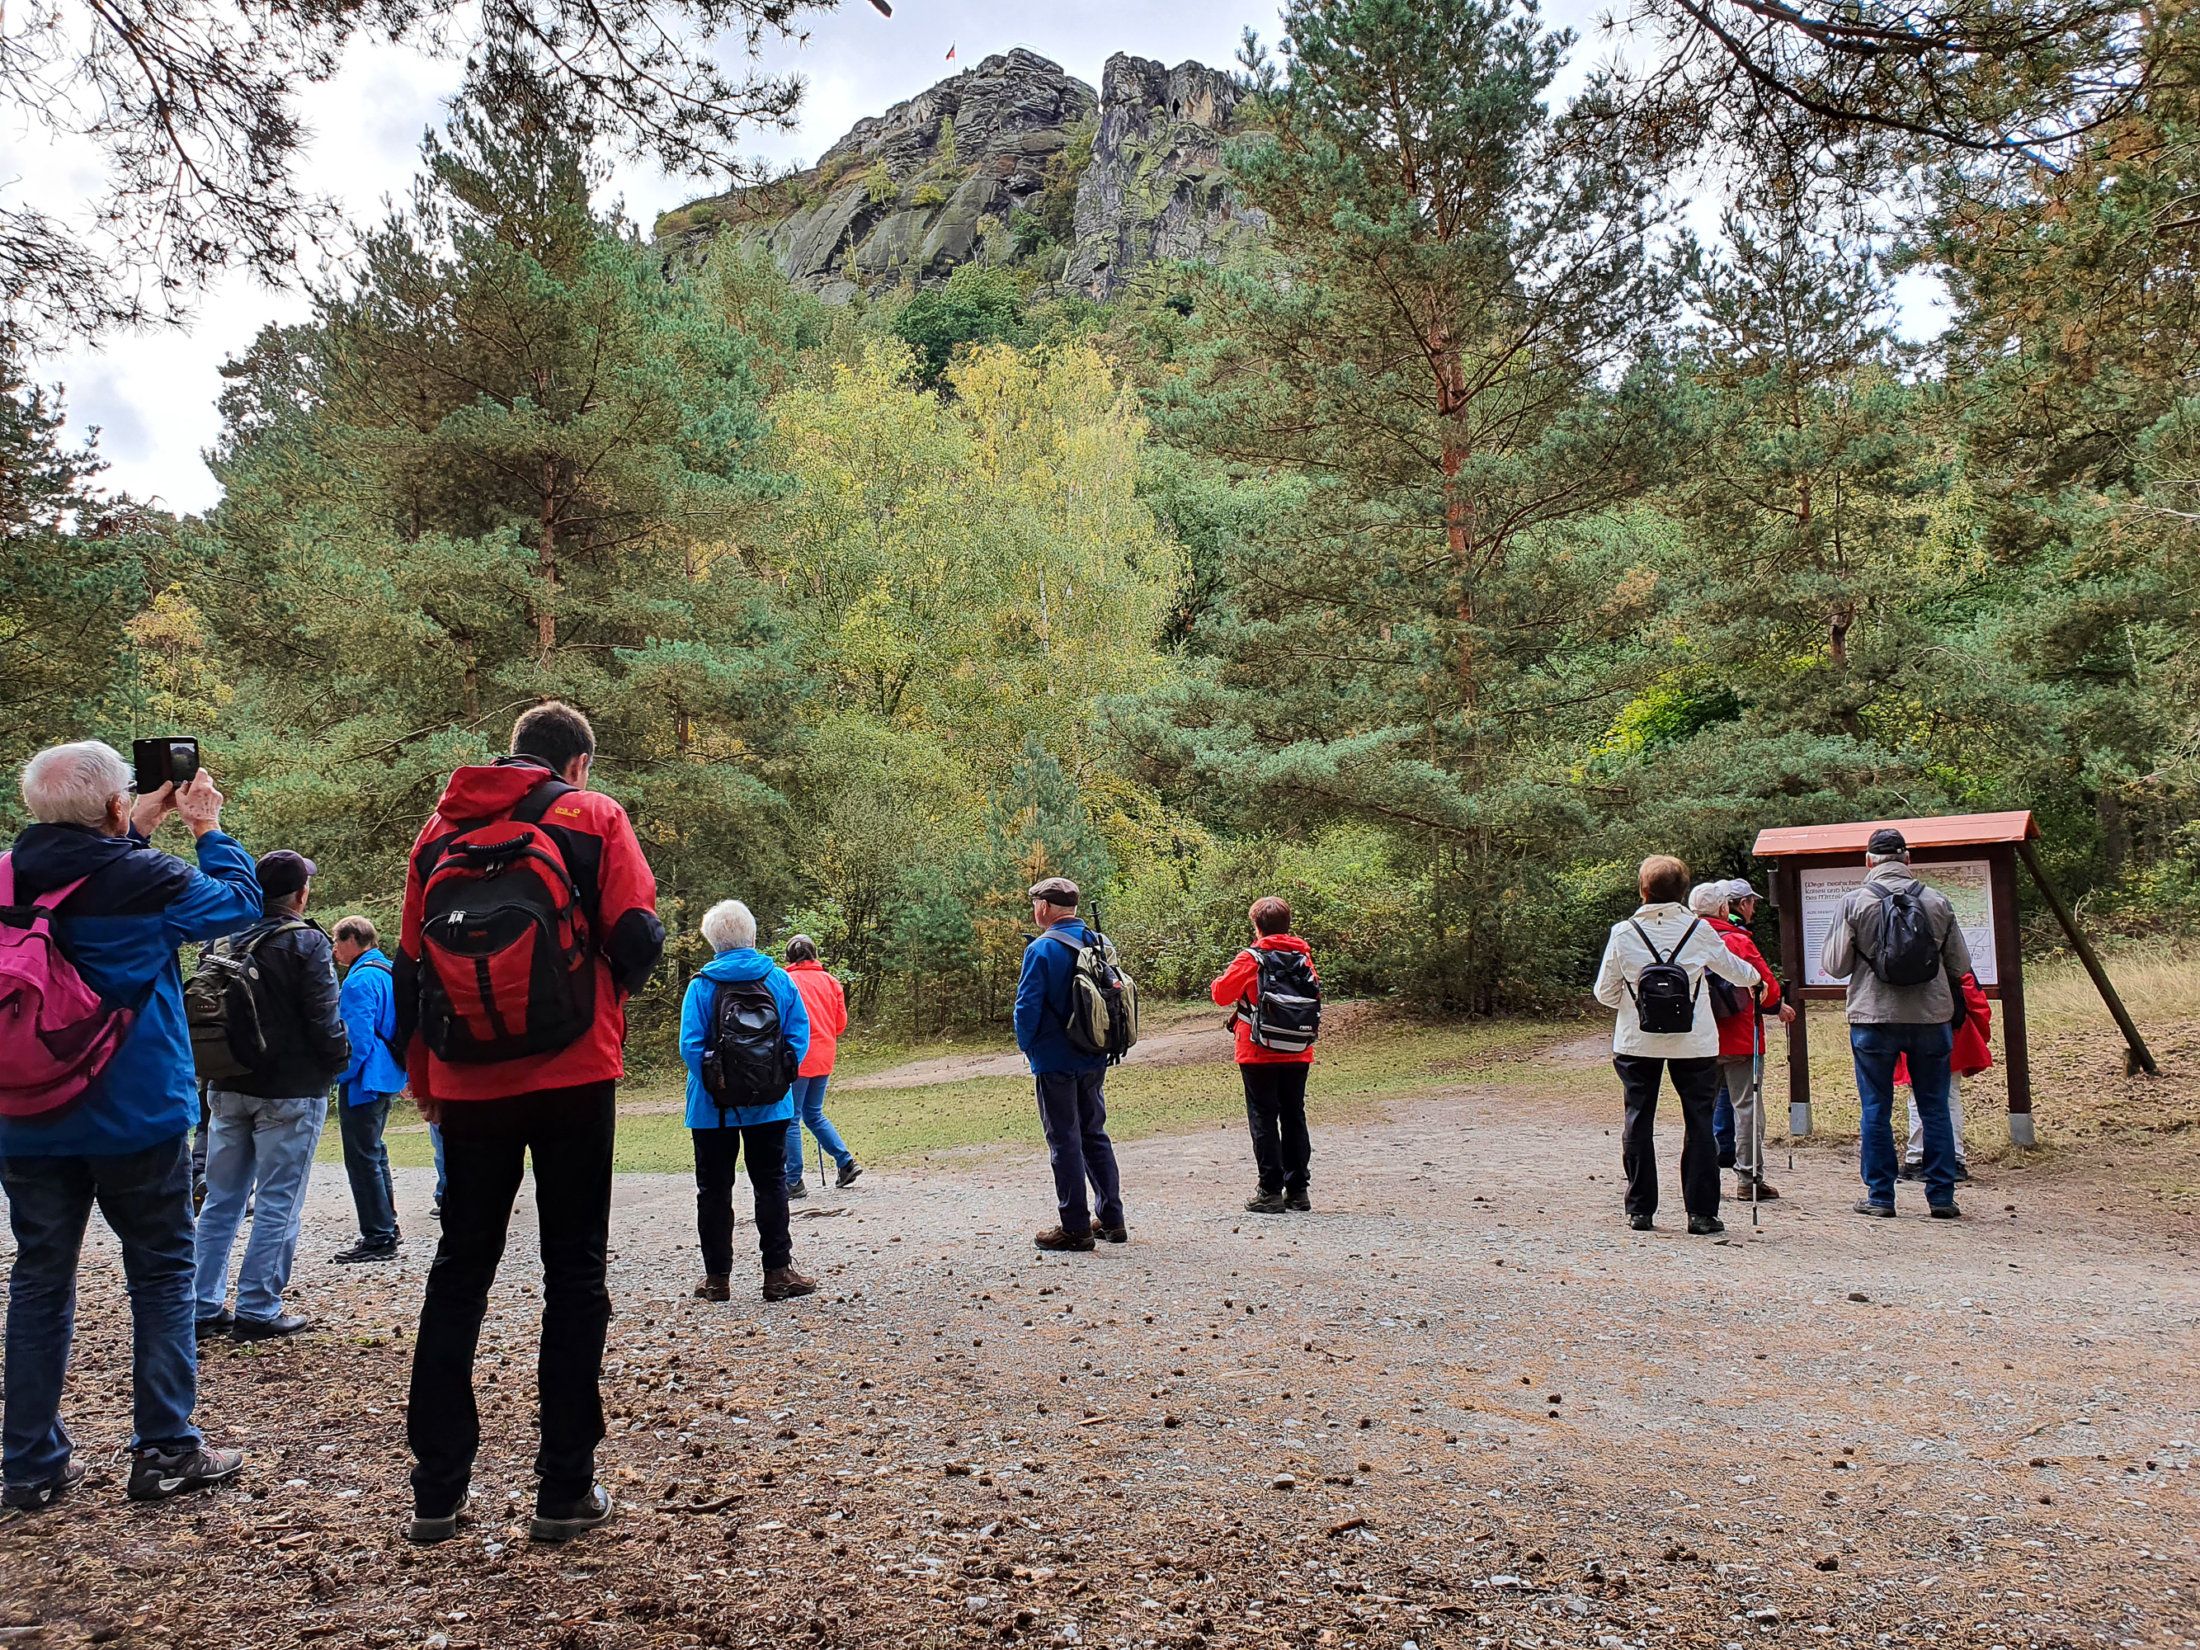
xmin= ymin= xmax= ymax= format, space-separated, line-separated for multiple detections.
xmin=331 ymin=915 xmax=409 ymax=1264
xmin=679 ymin=900 xmax=812 ymax=1305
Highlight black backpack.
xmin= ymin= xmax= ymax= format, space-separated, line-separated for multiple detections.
xmin=1861 ymin=879 xmax=1943 ymax=987
xmin=699 ymin=975 xmax=801 ymax=1123
xmin=1239 ymin=946 xmax=1321 ymax=1054
xmin=185 ymin=918 xmax=310 ymax=1083
xmin=1625 ymin=917 xmax=1702 ymax=1036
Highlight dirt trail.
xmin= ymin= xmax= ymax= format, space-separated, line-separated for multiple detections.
xmin=4 ymin=1059 xmax=2196 ymax=1650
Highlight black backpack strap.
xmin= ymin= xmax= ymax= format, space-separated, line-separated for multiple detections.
xmin=1626 ymin=918 xmax=1667 ymax=965
xmin=511 ymin=780 xmax=576 ymax=827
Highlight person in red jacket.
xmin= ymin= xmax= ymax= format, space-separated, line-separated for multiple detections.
xmin=393 ymin=702 xmax=664 ymax=1549
xmin=1209 ymin=897 xmax=1320 ymax=1215
xmin=1693 ymin=882 xmax=1795 ymax=1200
xmin=781 ymin=935 xmax=860 ymax=1197
xmin=1897 ymin=972 xmax=1990 ymax=1183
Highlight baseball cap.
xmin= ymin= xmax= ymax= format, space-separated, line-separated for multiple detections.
xmin=1687 ymin=882 xmax=1728 ymax=916
xmin=1866 ymin=827 xmax=1909 ymax=856
xmin=1027 ymin=876 xmax=1081 ymax=906
xmin=1722 ymin=877 xmax=1760 ymax=902
xmin=257 ymin=849 xmax=317 ymax=899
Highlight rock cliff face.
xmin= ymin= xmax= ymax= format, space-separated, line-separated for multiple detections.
xmin=656 ymin=48 xmax=1256 ymax=302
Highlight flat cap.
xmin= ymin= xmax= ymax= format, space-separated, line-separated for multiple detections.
xmin=258 ymin=849 xmax=317 ymax=898
xmin=1866 ymin=827 xmax=1909 ymax=856
xmin=1027 ymin=876 xmax=1081 ymax=905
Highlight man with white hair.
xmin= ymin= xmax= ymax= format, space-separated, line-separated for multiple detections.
xmin=0 ymin=740 xmax=264 ymax=1510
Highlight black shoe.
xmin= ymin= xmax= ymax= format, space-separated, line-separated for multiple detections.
xmin=1629 ymin=1214 xmax=1654 ymax=1231
xmin=1853 ymin=1199 xmax=1896 ymax=1219
xmin=837 ymin=1161 xmax=863 ymax=1189
xmin=407 ymin=1487 xmax=473 ymax=1545
xmin=127 ymin=1444 xmax=244 ymax=1502
xmin=233 ymin=1313 xmax=312 ymax=1340
xmin=1953 ymin=1163 xmax=1972 ymax=1183
xmin=192 ymin=1175 xmax=208 ymax=1216
xmin=1929 ymin=1203 xmax=1963 ymax=1220
xmin=1688 ymin=1215 xmax=1726 ymax=1236
xmin=431 ymin=1197 xmax=443 ymax=1222
xmin=2 ymin=1457 xmax=87 ymax=1511
xmin=786 ymin=1178 xmax=810 ymax=1200
xmin=1245 ymin=1190 xmax=1289 ymax=1214
xmin=195 ymin=1309 xmax=234 ymax=1341
xmin=1717 ymin=1150 xmax=1735 ymax=1169
xmin=1284 ymin=1190 xmax=1311 ymax=1212
xmin=332 ymin=1238 xmax=399 ymax=1265
xmin=531 ymin=1484 xmax=614 ymax=1543
xmin=1095 ymin=1223 xmax=1128 ymax=1243
xmin=1897 ymin=1162 xmax=1923 ymax=1181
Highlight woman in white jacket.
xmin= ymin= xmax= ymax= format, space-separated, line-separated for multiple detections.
xmin=1593 ymin=855 xmax=1762 ymax=1234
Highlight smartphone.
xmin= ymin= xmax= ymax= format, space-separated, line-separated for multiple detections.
xmin=132 ymin=737 xmax=201 ymax=795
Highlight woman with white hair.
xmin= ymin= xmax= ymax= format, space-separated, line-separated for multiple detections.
xmin=678 ymin=900 xmax=815 ymax=1302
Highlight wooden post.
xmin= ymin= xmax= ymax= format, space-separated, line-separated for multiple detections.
xmin=1775 ymin=857 xmax=1811 ymax=1136
xmin=2016 ymin=837 xmax=2158 ymax=1078
xmin=1988 ymin=846 xmax=2035 ymax=1145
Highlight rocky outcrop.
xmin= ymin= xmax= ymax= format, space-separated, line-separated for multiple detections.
xmin=655 ymin=48 xmax=1258 ymax=301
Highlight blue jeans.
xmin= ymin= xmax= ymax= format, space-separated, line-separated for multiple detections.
xmin=194 ymin=1091 xmax=326 ymax=1321
xmin=1 ymin=1135 xmax=201 ymax=1487
xmin=339 ymin=1091 xmax=399 ymax=1245
xmin=430 ymin=1122 xmax=447 ymax=1202
xmin=1713 ymin=1083 xmax=1735 ymax=1156
xmin=1851 ymin=1022 xmax=1958 ymax=1208
xmin=784 ymin=1074 xmax=855 ymax=1185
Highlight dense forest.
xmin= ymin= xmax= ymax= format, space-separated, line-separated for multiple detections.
xmin=8 ymin=0 xmax=2200 ymax=1044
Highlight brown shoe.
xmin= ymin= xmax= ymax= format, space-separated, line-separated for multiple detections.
xmin=763 ymin=1267 xmax=817 ymax=1301
xmin=1737 ymin=1178 xmax=1781 ymax=1200
xmin=693 ymin=1274 xmax=731 ymax=1302
xmin=1033 ymin=1225 xmax=1096 ymax=1252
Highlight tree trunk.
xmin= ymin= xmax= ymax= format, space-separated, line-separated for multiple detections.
xmin=1432 ymin=326 xmax=1476 ymax=707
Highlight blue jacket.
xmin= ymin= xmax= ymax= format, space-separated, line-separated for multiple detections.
xmin=1014 ymin=920 xmax=1109 ymax=1075
xmin=338 ymin=948 xmax=408 ymax=1104
xmin=0 ymin=823 xmax=264 ymax=1158
xmin=679 ymin=949 xmax=811 ymax=1129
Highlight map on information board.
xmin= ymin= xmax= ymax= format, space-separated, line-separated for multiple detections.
xmin=1799 ymin=860 xmax=1997 ymax=987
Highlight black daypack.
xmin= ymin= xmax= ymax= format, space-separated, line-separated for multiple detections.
xmin=699 ymin=975 xmax=800 ymax=1122
xmin=186 ymin=918 xmax=310 ymax=1083
xmin=1861 ymin=879 xmax=1942 ymax=987
xmin=1046 ymin=929 xmax=1140 ymax=1064
xmin=1238 ymin=946 xmax=1321 ymax=1054
xmin=1625 ymin=917 xmax=1702 ymax=1036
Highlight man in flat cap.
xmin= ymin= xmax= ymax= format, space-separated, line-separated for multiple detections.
xmin=193 ymin=848 xmax=350 ymax=1339
xmin=1012 ymin=877 xmax=1126 ymax=1251
xmin=1819 ymin=827 xmax=1972 ymax=1221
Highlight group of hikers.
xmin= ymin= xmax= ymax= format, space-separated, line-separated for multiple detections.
xmin=0 ymin=703 xmax=1991 ymax=1542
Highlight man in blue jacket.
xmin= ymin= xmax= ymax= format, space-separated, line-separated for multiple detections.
xmin=1012 ymin=877 xmax=1124 ymax=1253
xmin=331 ymin=914 xmax=408 ymax=1264
xmin=0 ymin=741 xmax=264 ymax=1510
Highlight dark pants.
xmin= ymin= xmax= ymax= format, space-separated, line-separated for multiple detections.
xmin=693 ymin=1121 xmax=793 ymax=1275
xmin=408 ymin=1082 xmax=614 ymax=1515
xmin=1712 ymin=1084 xmax=1735 ymax=1156
xmin=338 ymin=1093 xmax=399 ymax=1245
xmin=1614 ymin=1055 xmax=1722 ymax=1221
xmin=1240 ymin=1062 xmax=1312 ymax=1193
xmin=1034 ymin=1069 xmax=1123 ymax=1236
xmin=1 ymin=1135 xmax=201 ymax=1487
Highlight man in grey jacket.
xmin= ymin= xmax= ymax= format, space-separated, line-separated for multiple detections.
xmin=1818 ymin=828 xmax=1971 ymax=1220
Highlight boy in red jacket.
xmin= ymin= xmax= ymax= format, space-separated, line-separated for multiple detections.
xmin=1210 ymin=897 xmax=1320 ymax=1214
xmin=1897 ymin=972 xmax=1991 ymax=1182
xmin=1693 ymin=881 xmax=1795 ymax=1199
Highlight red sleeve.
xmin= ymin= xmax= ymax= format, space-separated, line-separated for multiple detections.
xmin=1964 ymin=973 xmax=1991 ymax=1037
xmin=1210 ymin=950 xmax=1259 ymax=1008
xmin=397 ymin=813 xmax=440 ymax=961
xmin=1743 ymin=935 xmax=1780 ymax=1010
xmin=587 ymin=796 xmax=663 ymax=995
xmin=828 ymin=975 xmax=850 ymax=1038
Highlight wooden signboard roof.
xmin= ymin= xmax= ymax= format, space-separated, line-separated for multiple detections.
xmin=1751 ymin=811 xmax=2038 ymax=858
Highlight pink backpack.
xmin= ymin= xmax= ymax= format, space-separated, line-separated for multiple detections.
xmin=0 ymin=852 xmax=134 ymax=1119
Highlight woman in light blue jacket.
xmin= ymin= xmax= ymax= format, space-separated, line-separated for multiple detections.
xmin=680 ymin=899 xmax=812 ymax=1304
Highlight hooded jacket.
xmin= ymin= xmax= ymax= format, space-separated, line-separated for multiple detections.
xmin=1014 ymin=919 xmax=1110 ymax=1076
xmin=680 ymin=948 xmax=811 ymax=1128
xmin=786 ymin=959 xmax=848 ymax=1078
xmin=1209 ymin=934 xmax=1319 ymax=1065
xmin=1705 ymin=915 xmax=1783 ymax=1061
xmin=0 ymin=821 xmax=264 ymax=1157
xmin=395 ymin=756 xmax=665 ymax=1102
xmin=338 ymin=947 xmax=409 ymax=1103
xmin=217 ymin=910 xmax=350 ymax=1099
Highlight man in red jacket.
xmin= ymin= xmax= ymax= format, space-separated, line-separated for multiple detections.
xmin=393 ymin=703 xmax=663 ymax=1548
xmin=1693 ymin=881 xmax=1794 ymax=1199
xmin=1210 ymin=897 xmax=1320 ymax=1214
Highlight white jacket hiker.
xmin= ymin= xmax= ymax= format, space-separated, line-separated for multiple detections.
xmin=1593 ymin=901 xmax=1763 ymax=1059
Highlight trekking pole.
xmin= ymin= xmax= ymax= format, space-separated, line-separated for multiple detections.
xmin=1750 ymin=985 xmax=1765 ymax=1229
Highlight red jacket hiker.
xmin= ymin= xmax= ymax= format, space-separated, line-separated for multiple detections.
xmin=395 ymin=756 xmax=663 ymax=1102
xmin=1210 ymin=934 xmax=1319 ymax=1065
xmin=1706 ymin=914 xmax=1783 ymax=1059
xmin=787 ymin=959 xmax=849 ymax=1078
xmin=1894 ymin=972 xmax=1994 ymax=1084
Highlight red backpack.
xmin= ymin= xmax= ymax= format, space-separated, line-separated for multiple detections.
xmin=0 ymin=853 xmax=134 ymax=1119
xmin=415 ymin=782 xmax=595 ymax=1064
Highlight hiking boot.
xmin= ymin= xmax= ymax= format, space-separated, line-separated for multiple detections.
xmin=1897 ymin=1161 xmax=1923 ymax=1181
xmin=786 ymin=1178 xmax=809 ymax=1200
xmin=837 ymin=1161 xmax=863 ymax=1189
xmin=693 ymin=1274 xmax=731 ymax=1303
xmin=192 ymin=1174 xmax=208 ymax=1216
xmin=233 ymin=1313 xmax=311 ymax=1340
xmin=1095 ymin=1224 xmax=1128 ymax=1244
xmin=406 ymin=1487 xmax=472 ymax=1545
xmin=530 ymin=1484 xmax=613 ymax=1543
xmin=127 ymin=1444 xmax=244 ymax=1502
xmin=1687 ymin=1215 xmax=1726 ymax=1236
xmin=3 ymin=1457 xmax=87 ymax=1511
xmin=1033 ymin=1225 xmax=1095 ymax=1253
xmin=431 ymin=1196 xmax=443 ymax=1222
xmin=1852 ymin=1199 xmax=1896 ymax=1219
xmin=1929 ymin=1202 xmax=1963 ymax=1220
xmin=1736 ymin=1178 xmax=1780 ymax=1200
xmin=1628 ymin=1214 xmax=1654 ymax=1231
xmin=1244 ymin=1190 xmax=1289 ymax=1214
xmin=1284 ymin=1190 xmax=1311 ymax=1212
xmin=1953 ymin=1162 xmax=1972 ymax=1182
xmin=194 ymin=1309 xmax=234 ymax=1341
xmin=763 ymin=1267 xmax=818 ymax=1301
xmin=333 ymin=1237 xmax=400 ymax=1265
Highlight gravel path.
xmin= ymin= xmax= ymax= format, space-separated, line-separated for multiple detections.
xmin=3 ymin=1052 xmax=2196 ymax=1650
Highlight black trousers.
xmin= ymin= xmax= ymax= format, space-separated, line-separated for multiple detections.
xmin=693 ymin=1121 xmax=792 ymax=1276
xmin=1613 ymin=1055 xmax=1722 ymax=1221
xmin=408 ymin=1081 xmax=615 ymax=1513
xmin=1240 ymin=1062 xmax=1312 ymax=1193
